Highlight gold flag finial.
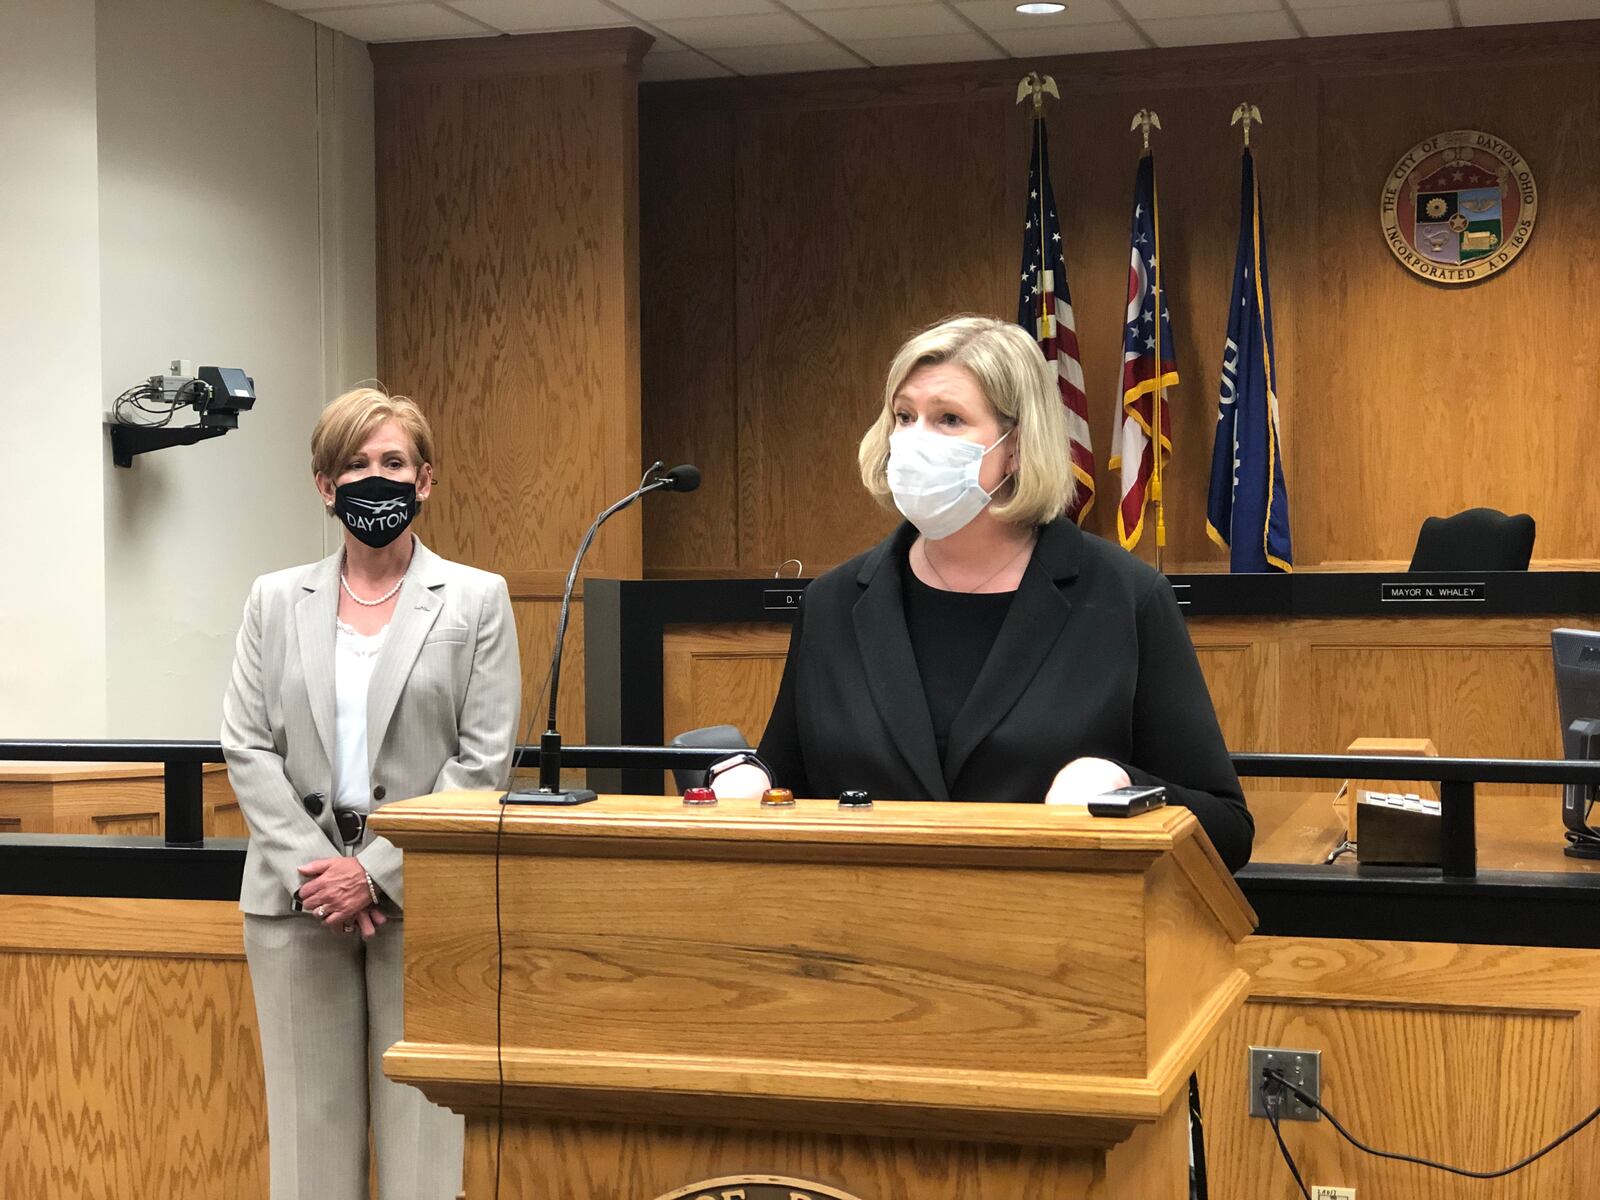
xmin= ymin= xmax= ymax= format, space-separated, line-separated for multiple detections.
xmin=1015 ymin=72 xmax=1060 ymax=116
xmin=1129 ymin=108 xmax=1162 ymax=151
xmin=1231 ymin=102 xmax=1262 ymax=146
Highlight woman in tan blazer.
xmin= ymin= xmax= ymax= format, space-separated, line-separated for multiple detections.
xmin=221 ymin=387 xmax=521 ymax=1200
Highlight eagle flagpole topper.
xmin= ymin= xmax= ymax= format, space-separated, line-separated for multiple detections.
xmin=1015 ymin=71 xmax=1096 ymax=523
xmin=1132 ymin=108 xmax=1166 ymax=564
xmin=1230 ymin=102 xmax=1261 ymax=146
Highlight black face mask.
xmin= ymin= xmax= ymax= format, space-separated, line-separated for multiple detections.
xmin=333 ymin=476 xmax=418 ymax=548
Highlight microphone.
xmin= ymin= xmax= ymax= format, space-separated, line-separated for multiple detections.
xmin=659 ymin=464 xmax=700 ymax=492
xmin=506 ymin=461 xmax=699 ymax=805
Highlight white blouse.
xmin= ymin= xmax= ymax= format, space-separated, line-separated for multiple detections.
xmin=333 ymin=619 xmax=388 ymax=814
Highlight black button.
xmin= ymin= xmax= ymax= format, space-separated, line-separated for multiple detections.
xmin=838 ymin=790 xmax=872 ymax=808
xmin=301 ymin=793 xmax=325 ymax=816
xmin=372 ymin=785 xmax=387 ymax=801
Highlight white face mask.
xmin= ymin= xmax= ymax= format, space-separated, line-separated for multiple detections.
xmin=886 ymin=426 xmax=1012 ymax=540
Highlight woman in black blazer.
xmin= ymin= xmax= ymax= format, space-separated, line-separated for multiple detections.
xmin=742 ymin=315 xmax=1252 ymax=872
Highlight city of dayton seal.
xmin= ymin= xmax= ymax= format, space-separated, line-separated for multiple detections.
xmin=651 ymin=1178 xmax=865 ymax=1200
xmin=1380 ymin=129 xmax=1537 ymax=284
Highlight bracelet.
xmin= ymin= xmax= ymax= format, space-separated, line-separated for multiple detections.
xmin=364 ymin=871 xmax=381 ymax=906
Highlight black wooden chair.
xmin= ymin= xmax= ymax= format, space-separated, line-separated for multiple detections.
xmin=1408 ymin=507 xmax=1536 ymax=572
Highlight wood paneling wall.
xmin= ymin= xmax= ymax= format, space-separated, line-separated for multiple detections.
xmin=640 ymin=20 xmax=1600 ymax=576
xmin=658 ymin=614 xmax=1577 ymax=797
xmin=1199 ymin=937 xmax=1600 ymax=1199
xmin=0 ymin=897 xmax=265 ymax=1199
xmin=373 ymin=29 xmax=652 ymax=737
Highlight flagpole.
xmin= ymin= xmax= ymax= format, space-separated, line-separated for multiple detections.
xmin=1019 ymin=75 xmax=1060 ymax=330
xmin=1131 ymin=109 xmax=1165 ymax=570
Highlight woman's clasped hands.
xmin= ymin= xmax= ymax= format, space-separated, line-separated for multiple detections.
xmin=297 ymin=857 xmax=388 ymax=938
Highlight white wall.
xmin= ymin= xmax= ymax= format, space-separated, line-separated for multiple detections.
xmin=96 ymin=0 xmax=375 ymax=737
xmin=0 ymin=0 xmax=374 ymax=739
xmin=0 ymin=0 xmax=108 ymax=736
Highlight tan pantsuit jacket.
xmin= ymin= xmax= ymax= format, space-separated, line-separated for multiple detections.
xmin=222 ymin=538 xmax=521 ymax=913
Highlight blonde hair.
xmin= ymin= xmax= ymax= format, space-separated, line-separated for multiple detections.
xmin=858 ymin=315 xmax=1072 ymax=526
xmin=310 ymin=387 xmax=436 ymax=482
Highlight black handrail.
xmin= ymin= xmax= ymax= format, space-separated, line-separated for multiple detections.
xmin=5 ymin=739 xmax=1600 ymax=878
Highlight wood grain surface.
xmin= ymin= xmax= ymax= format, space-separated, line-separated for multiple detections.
xmin=460 ymin=1114 xmax=1185 ymax=1200
xmin=1199 ymin=936 xmax=1600 ymax=1200
xmin=0 ymin=898 xmax=265 ymax=1200
xmin=655 ymin=615 xmax=1586 ymax=813
xmin=639 ymin=21 xmax=1600 ymax=575
xmin=374 ymin=30 xmax=650 ymax=742
xmin=378 ymin=792 xmax=1249 ymax=1155
xmin=0 ymin=763 xmax=242 ymax=838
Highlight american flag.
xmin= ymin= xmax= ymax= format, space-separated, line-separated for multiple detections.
xmin=1016 ymin=116 xmax=1093 ymax=524
xmin=1109 ymin=152 xmax=1179 ymax=551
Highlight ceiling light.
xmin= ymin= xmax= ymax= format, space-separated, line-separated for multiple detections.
xmin=1015 ymin=2 xmax=1067 ymax=13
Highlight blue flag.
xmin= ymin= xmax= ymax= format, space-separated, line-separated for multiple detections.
xmin=1206 ymin=148 xmax=1292 ymax=573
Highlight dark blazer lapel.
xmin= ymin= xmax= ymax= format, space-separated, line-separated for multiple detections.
xmin=852 ymin=525 xmax=948 ymax=800
xmin=366 ymin=539 xmax=447 ymax=776
xmin=944 ymin=520 xmax=1083 ymax=788
xmin=293 ymin=550 xmax=343 ymax=770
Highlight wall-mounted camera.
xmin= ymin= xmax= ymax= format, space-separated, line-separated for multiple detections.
xmin=108 ymin=359 xmax=256 ymax=467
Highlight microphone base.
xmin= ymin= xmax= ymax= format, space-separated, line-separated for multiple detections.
xmin=503 ymin=786 xmax=598 ymax=806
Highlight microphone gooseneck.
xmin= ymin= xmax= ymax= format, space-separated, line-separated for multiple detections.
xmin=507 ymin=461 xmax=699 ymax=804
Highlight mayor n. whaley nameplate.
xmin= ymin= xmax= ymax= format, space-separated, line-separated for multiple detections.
xmin=1380 ymin=129 xmax=1537 ymax=284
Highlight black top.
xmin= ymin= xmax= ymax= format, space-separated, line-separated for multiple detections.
xmin=901 ymin=561 xmax=1013 ymax=765
xmin=758 ymin=517 xmax=1254 ymax=871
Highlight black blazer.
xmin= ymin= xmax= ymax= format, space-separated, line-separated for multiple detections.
xmin=758 ymin=518 xmax=1254 ymax=871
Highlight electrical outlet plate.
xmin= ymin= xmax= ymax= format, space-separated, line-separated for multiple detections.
xmin=1247 ymin=1045 xmax=1321 ymax=1121
xmin=1312 ymin=1188 xmax=1355 ymax=1200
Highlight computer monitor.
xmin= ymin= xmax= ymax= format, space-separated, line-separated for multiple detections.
xmin=1550 ymin=628 xmax=1600 ymax=858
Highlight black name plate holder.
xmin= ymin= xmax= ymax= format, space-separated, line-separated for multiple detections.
xmin=1380 ymin=580 xmax=1488 ymax=603
xmin=763 ymin=587 xmax=806 ymax=612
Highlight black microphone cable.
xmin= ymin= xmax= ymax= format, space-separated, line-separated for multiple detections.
xmin=491 ymin=650 xmax=554 ymax=1200
xmin=1261 ymin=1078 xmax=1311 ymax=1199
xmin=1260 ymin=1068 xmax=1600 ymax=1192
xmin=488 ymin=459 xmax=693 ymax=1199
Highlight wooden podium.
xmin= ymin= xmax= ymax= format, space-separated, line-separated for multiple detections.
xmin=370 ymin=794 xmax=1255 ymax=1200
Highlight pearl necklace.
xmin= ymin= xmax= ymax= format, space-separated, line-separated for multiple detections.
xmin=340 ymin=562 xmax=407 ymax=607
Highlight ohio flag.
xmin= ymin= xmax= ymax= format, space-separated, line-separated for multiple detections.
xmin=1109 ymin=152 xmax=1177 ymax=550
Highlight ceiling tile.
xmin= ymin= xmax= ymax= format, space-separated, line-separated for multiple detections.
xmin=713 ymin=40 xmax=866 ymax=71
xmin=297 ymin=3 xmax=491 ymax=40
xmin=654 ymin=10 xmax=821 ymax=46
xmin=783 ymin=0 xmax=941 ymax=7
xmin=953 ymin=0 xmax=1124 ymax=30
xmin=991 ymin=20 xmax=1148 ymax=53
xmin=849 ymin=31 xmax=1006 ymax=64
xmin=1120 ymin=0 xmax=1278 ymax=16
xmin=639 ymin=48 xmax=734 ymax=78
xmin=275 ymin=0 xmax=400 ymax=10
xmin=1294 ymin=1 xmax=1451 ymax=36
xmin=1141 ymin=9 xmax=1298 ymax=46
xmin=1458 ymin=0 xmax=1600 ymax=24
xmin=449 ymin=0 xmax=631 ymax=33
xmin=615 ymin=0 xmax=778 ymax=17
xmin=802 ymin=4 xmax=966 ymax=39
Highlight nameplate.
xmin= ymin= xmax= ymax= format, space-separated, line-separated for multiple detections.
xmin=1380 ymin=581 xmax=1487 ymax=603
xmin=763 ymin=588 xmax=806 ymax=612
xmin=1170 ymin=583 xmax=1192 ymax=608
